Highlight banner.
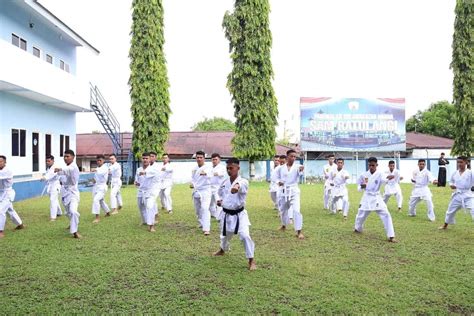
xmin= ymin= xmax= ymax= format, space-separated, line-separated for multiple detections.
xmin=300 ymin=97 xmax=406 ymax=152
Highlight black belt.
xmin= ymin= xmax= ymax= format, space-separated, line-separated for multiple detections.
xmin=222 ymin=207 xmax=244 ymax=236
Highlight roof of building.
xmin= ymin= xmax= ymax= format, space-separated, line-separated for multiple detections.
xmin=23 ymin=0 xmax=99 ymax=54
xmin=405 ymin=132 xmax=454 ymax=150
xmin=76 ymin=132 xmax=295 ymax=158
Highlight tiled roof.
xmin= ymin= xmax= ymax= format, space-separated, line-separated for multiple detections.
xmin=405 ymin=132 xmax=453 ymax=149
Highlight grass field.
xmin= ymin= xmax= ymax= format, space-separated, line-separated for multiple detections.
xmin=1 ymin=182 xmax=473 ymax=314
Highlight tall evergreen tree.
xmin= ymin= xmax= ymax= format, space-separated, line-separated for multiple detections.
xmin=129 ymin=0 xmax=170 ymax=157
xmin=223 ymin=0 xmax=278 ymax=177
xmin=451 ymin=0 xmax=473 ymax=156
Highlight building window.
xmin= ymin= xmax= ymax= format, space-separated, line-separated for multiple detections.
xmin=60 ymin=60 xmax=70 ymax=73
xmin=33 ymin=47 xmax=41 ymax=58
xmin=45 ymin=134 xmax=52 ymax=157
xmin=46 ymin=54 xmax=53 ymax=64
xmin=11 ymin=34 xmax=27 ymax=51
xmin=65 ymin=135 xmax=70 ymax=151
xmin=65 ymin=64 xmax=70 ymax=73
xmin=11 ymin=129 xmax=26 ymax=157
xmin=59 ymin=134 xmax=70 ymax=156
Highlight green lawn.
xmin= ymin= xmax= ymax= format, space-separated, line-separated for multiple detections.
xmin=1 ymin=183 xmax=473 ymax=314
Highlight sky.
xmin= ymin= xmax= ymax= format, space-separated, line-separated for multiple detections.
xmin=41 ymin=0 xmax=456 ymax=141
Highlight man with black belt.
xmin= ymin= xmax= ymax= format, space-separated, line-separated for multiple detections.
xmin=438 ymin=153 xmax=449 ymax=187
xmin=213 ymin=158 xmax=256 ymax=271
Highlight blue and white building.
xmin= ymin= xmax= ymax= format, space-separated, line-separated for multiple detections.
xmin=0 ymin=0 xmax=99 ymax=180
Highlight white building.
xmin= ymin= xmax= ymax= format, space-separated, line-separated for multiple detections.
xmin=0 ymin=0 xmax=98 ymax=178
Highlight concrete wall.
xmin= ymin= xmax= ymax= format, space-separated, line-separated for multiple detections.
xmin=0 ymin=92 xmax=76 ymax=176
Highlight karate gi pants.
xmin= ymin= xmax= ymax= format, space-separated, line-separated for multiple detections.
xmin=193 ymin=191 xmax=211 ymax=232
xmin=110 ymin=183 xmax=123 ymax=209
xmin=64 ymin=198 xmax=80 ymax=234
xmin=92 ymin=186 xmax=110 ymax=215
xmin=138 ymin=196 xmax=156 ymax=226
xmin=332 ymin=194 xmax=350 ymax=216
xmin=209 ymin=190 xmax=222 ymax=219
xmin=219 ymin=211 xmax=255 ymax=258
xmin=0 ymin=199 xmax=22 ymax=231
xmin=408 ymin=195 xmax=435 ymax=221
xmin=354 ymin=208 xmax=395 ymax=238
xmin=270 ymin=191 xmax=278 ymax=209
xmin=159 ymin=186 xmax=173 ymax=211
xmin=324 ymin=185 xmax=333 ymax=209
xmin=279 ymin=191 xmax=303 ymax=231
xmin=49 ymin=188 xmax=63 ymax=219
xmin=444 ymin=195 xmax=474 ymax=224
xmin=383 ymin=192 xmax=403 ymax=209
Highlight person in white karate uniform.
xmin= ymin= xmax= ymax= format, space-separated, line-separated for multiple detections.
xmin=158 ymin=153 xmax=174 ymax=214
xmin=42 ymin=155 xmax=63 ymax=221
xmin=0 ymin=155 xmax=24 ymax=238
xmin=209 ymin=153 xmax=226 ymax=219
xmin=439 ymin=156 xmax=474 ymax=230
xmin=190 ymin=150 xmax=213 ymax=235
xmin=109 ymin=154 xmax=122 ymax=215
xmin=276 ymin=149 xmax=305 ymax=239
xmin=322 ymin=154 xmax=337 ymax=210
xmin=275 ymin=155 xmax=287 ymax=214
xmin=55 ymin=150 xmax=81 ymax=238
xmin=354 ymin=157 xmax=397 ymax=243
xmin=268 ymin=155 xmax=281 ymax=210
xmin=148 ymin=151 xmax=160 ymax=221
xmin=330 ymin=158 xmax=350 ymax=220
xmin=135 ymin=152 xmax=160 ymax=232
xmin=91 ymin=155 xmax=111 ymax=223
xmin=213 ymin=158 xmax=256 ymax=271
xmin=383 ymin=160 xmax=404 ymax=212
xmin=408 ymin=159 xmax=438 ymax=221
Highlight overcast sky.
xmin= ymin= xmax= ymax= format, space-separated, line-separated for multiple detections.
xmin=41 ymin=0 xmax=456 ymax=140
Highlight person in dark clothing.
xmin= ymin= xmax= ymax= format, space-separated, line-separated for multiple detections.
xmin=437 ymin=153 xmax=449 ymax=187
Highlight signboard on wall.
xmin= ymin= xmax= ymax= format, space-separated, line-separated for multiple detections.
xmin=300 ymin=97 xmax=406 ymax=152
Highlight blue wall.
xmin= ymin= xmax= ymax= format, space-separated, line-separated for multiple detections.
xmin=13 ymin=173 xmax=94 ymax=202
xmin=0 ymin=1 xmax=77 ymax=74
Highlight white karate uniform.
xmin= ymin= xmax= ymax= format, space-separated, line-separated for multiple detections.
xmin=383 ymin=169 xmax=403 ymax=209
xmin=408 ymin=168 xmax=436 ymax=221
xmin=135 ymin=166 xmax=158 ymax=225
xmin=276 ymin=163 xmax=304 ymax=231
xmin=218 ymin=176 xmax=255 ymax=258
xmin=44 ymin=165 xmax=63 ymax=219
xmin=92 ymin=164 xmax=110 ymax=215
xmin=444 ymin=169 xmax=474 ymax=224
xmin=354 ymin=170 xmax=395 ymax=238
xmin=323 ymin=163 xmax=338 ymax=209
xmin=191 ymin=164 xmax=212 ymax=232
xmin=158 ymin=163 xmax=173 ymax=212
xmin=331 ymin=168 xmax=350 ymax=216
xmin=269 ymin=164 xmax=280 ymax=210
xmin=210 ymin=164 xmax=226 ymax=219
xmin=0 ymin=167 xmax=23 ymax=231
xmin=58 ymin=163 xmax=80 ymax=234
xmin=109 ymin=162 xmax=123 ymax=209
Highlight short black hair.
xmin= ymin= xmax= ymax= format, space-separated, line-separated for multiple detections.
xmin=149 ymin=151 xmax=158 ymax=156
xmin=441 ymin=152 xmax=445 ymax=155
xmin=328 ymin=154 xmax=335 ymax=158
xmin=195 ymin=150 xmax=205 ymax=157
xmin=46 ymin=155 xmax=54 ymax=161
xmin=226 ymin=158 xmax=240 ymax=165
xmin=211 ymin=153 xmax=221 ymax=159
xmin=368 ymin=157 xmax=378 ymax=164
xmin=336 ymin=158 xmax=344 ymax=162
xmin=109 ymin=153 xmax=116 ymax=158
xmin=142 ymin=152 xmax=150 ymax=157
xmin=97 ymin=154 xmax=105 ymax=160
xmin=274 ymin=155 xmax=280 ymax=158
xmin=64 ymin=149 xmax=75 ymax=157
xmin=457 ymin=156 xmax=468 ymax=161
xmin=162 ymin=153 xmax=169 ymax=157
xmin=418 ymin=159 xmax=426 ymax=163
xmin=286 ymin=149 xmax=296 ymax=156
xmin=279 ymin=155 xmax=287 ymax=160
xmin=388 ymin=160 xmax=395 ymax=165
xmin=0 ymin=155 xmax=6 ymax=161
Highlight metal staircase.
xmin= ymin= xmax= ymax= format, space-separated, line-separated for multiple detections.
xmin=90 ymin=83 xmax=122 ymax=154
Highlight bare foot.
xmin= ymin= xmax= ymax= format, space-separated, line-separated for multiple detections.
xmin=149 ymin=227 xmax=156 ymax=232
xmin=213 ymin=249 xmax=225 ymax=256
xmin=278 ymin=225 xmax=286 ymax=231
xmin=73 ymin=232 xmax=82 ymax=239
xmin=105 ymin=212 xmax=110 ymax=217
xmin=0 ymin=231 xmax=4 ymax=238
xmin=248 ymin=259 xmax=257 ymax=271
xmin=111 ymin=210 xmax=119 ymax=215
xmin=388 ymin=237 xmax=398 ymax=243
xmin=168 ymin=210 xmax=173 ymax=214
xmin=50 ymin=218 xmax=56 ymax=222
xmin=118 ymin=205 xmax=122 ymax=210
xmin=343 ymin=216 xmax=347 ymax=221
xmin=439 ymin=224 xmax=448 ymax=230
xmin=92 ymin=218 xmax=100 ymax=223
xmin=354 ymin=229 xmax=362 ymax=234
xmin=203 ymin=231 xmax=210 ymax=236
xmin=15 ymin=224 xmax=24 ymax=230
xmin=297 ymin=232 xmax=305 ymax=240
xmin=398 ymin=208 xmax=402 ymax=212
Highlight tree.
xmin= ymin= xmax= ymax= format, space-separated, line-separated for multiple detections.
xmin=129 ymin=0 xmax=170 ymax=157
xmin=450 ymin=0 xmax=473 ymax=156
xmin=406 ymin=101 xmax=457 ymax=139
xmin=223 ymin=0 xmax=278 ymax=178
xmin=191 ymin=117 xmax=235 ymax=131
